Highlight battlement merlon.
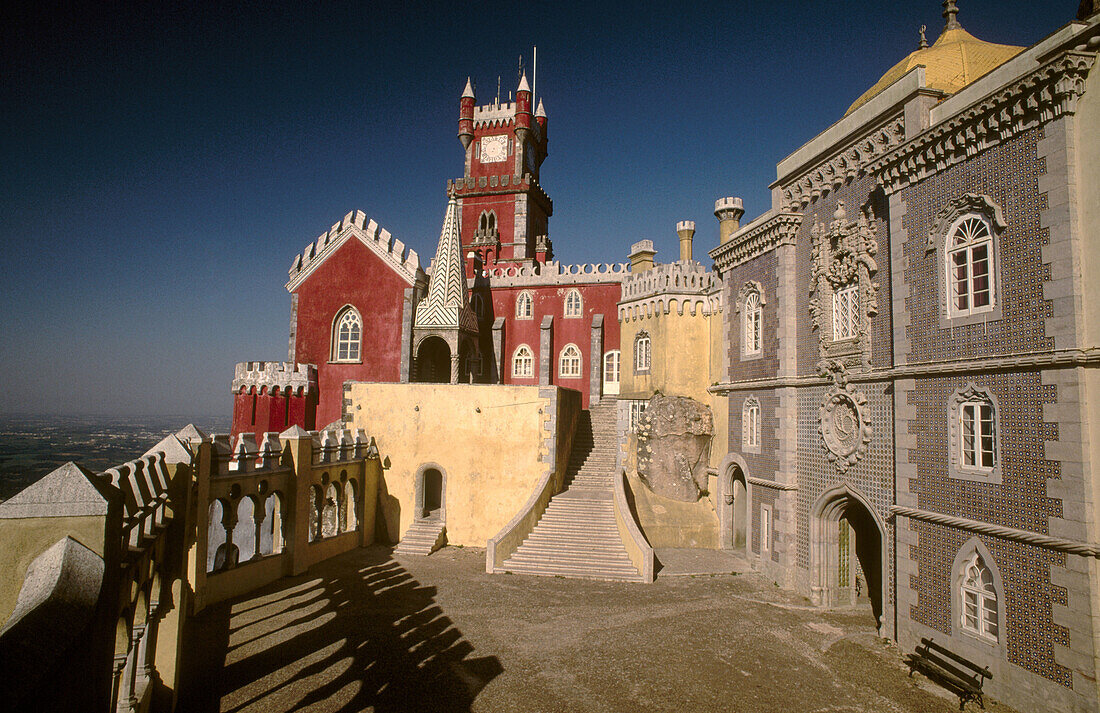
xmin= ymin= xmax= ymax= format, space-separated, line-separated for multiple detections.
xmin=447 ymin=174 xmax=552 ymax=214
xmin=620 ymin=259 xmax=718 ymax=303
xmin=286 ymin=210 xmax=426 ymax=293
xmin=469 ymin=260 xmax=629 ymax=288
xmin=232 ymin=361 xmax=318 ymax=395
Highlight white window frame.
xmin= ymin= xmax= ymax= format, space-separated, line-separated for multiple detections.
xmin=564 ymin=289 xmax=583 ymax=318
xmin=949 ymin=384 xmax=1001 ymax=484
xmin=759 ymin=505 xmax=772 ymax=554
xmin=558 ymin=344 xmax=582 ymax=379
xmin=742 ymin=398 xmax=760 ymax=453
xmin=512 ymin=345 xmax=534 ymax=378
xmin=959 ymin=551 xmax=999 ymax=644
xmin=946 ymin=215 xmax=995 ymax=319
xmin=332 ymin=307 xmax=362 ymax=363
xmin=634 ymin=332 xmax=651 ymax=374
xmin=515 ymin=291 xmax=534 ymax=320
xmin=743 ymin=291 xmax=762 ymax=356
xmin=603 ymin=351 xmax=620 ymax=384
xmin=630 ymin=400 xmax=647 ymax=432
xmin=832 ymin=285 xmax=858 ymax=341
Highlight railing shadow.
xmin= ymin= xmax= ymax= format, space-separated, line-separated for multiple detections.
xmin=179 ymin=546 xmax=502 ymax=712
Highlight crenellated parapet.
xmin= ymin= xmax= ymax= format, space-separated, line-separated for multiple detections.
xmin=471 ymin=259 xmax=629 ymax=288
xmin=286 ymin=210 xmax=425 ymax=292
xmin=620 ymin=260 xmax=717 ymax=301
xmin=447 ymin=172 xmax=552 ymax=208
xmin=232 ymin=361 xmax=317 ymax=396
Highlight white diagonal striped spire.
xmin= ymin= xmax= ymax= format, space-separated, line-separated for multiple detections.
xmin=415 ymin=198 xmax=477 ymax=332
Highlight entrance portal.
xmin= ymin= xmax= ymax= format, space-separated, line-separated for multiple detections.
xmin=415 ymin=337 xmax=451 ymax=383
xmin=810 ymin=484 xmax=884 ymax=631
xmin=414 ymin=464 xmax=446 ymax=521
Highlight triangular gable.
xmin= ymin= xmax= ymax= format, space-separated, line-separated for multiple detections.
xmin=286 ymin=210 xmax=424 ymax=293
xmin=144 ymin=433 xmax=193 ymax=465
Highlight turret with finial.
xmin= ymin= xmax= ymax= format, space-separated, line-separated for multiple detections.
xmin=918 ymin=24 xmax=928 ymax=50
xmin=458 ymin=77 xmax=475 ymax=151
xmin=943 ymin=0 xmax=961 ymax=31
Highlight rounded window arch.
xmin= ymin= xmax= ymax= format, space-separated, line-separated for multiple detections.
xmin=564 ymin=289 xmax=583 ymax=318
xmin=739 ymin=285 xmax=763 ymax=357
xmin=947 ymin=214 xmax=995 ymax=318
xmin=512 ymin=344 xmax=534 ymax=378
xmin=478 ymin=210 xmax=498 ymax=236
xmin=332 ymin=306 xmax=362 ymax=362
xmin=559 ymin=344 xmax=582 ymax=378
xmin=516 ymin=291 xmax=534 ymax=320
xmin=742 ymin=397 xmax=760 ymax=453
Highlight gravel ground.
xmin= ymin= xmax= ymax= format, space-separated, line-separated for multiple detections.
xmin=178 ymin=545 xmax=1018 ymax=713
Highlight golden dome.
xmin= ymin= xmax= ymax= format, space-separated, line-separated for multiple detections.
xmin=844 ymin=25 xmax=1024 ymax=117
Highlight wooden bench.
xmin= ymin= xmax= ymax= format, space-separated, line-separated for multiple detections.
xmin=906 ymin=637 xmax=992 ymax=710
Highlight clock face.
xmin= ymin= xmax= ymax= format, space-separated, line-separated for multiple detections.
xmin=480 ymin=135 xmax=508 ymax=163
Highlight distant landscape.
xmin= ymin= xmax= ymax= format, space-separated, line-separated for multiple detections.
xmin=0 ymin=414 xmax=231 ymax=500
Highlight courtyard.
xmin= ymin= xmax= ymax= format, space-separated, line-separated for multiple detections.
xmin=178 ymin=546 xmax=1018 ymax=713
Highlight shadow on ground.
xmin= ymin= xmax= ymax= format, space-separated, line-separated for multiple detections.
xmin=178 ymin=546 xmax=502 ymax=713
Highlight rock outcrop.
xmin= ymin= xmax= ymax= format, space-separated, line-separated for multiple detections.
xmin=636 ymin=394 xmax=713 ymax=502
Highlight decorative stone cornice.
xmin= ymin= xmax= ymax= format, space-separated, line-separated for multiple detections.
xmin=710 ymin=212 xmax=802 ymax=271
xmin=891 ymin=506 xmax=1100 ymax=558
xmin=778 ymin=115 xmax=906 ymax=211
xmin=869 ymin=49 xmax=1097 ymax=194
xmin=232 ymin=362 xmax=317 ymax=396
xmin=747 ymin=476 xmax=798 ymax=492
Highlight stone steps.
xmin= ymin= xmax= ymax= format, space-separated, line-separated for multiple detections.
xmin=393 ymin=517 xmax=446 ymax=556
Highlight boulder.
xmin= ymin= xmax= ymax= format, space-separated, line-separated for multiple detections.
xmin=636 ymin=394 xmax=714 ymax=502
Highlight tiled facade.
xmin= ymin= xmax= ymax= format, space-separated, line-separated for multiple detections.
xmin=709 ymin=9 xmax=1100 ymax=712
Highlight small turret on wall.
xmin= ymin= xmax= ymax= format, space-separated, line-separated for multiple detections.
xmin=629 ymin=240 xmax=656 ymax=273
xmin=714 ymin=196 xmax=745 ymax=245
xmin=676 ymin=220 xmax=696 ymax=262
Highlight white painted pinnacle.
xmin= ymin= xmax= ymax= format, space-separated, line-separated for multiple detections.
xmin=462 ymin=77 xmax=475 ymax=98
xmin=535 ymin=98 xmax=546 ymax=117
xmin=517 ymin=72 xmax=530 ymax=93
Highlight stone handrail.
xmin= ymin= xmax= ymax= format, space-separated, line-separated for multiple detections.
xmin=485 ymin=461 xmax=558 ymax=572
xmin=613 ymin=469 xmax=655 ymax=583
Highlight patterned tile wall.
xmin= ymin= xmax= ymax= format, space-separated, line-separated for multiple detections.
xmin=726 ymin=249 xmax=780 ymax=381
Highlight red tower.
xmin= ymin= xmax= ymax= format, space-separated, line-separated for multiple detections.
xmin=449 ymin=74 xmax=552 ymax=275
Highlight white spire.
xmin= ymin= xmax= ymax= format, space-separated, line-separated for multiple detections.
xmin=414 ymin=199 xmax=477 ymax=333
xmin=535 ymin=98 xmax=546 ymax=118
xmin=517 ymin=71 xmax=530 ymax=93
xmin=461 ymin=77 xmax=475 ymax=99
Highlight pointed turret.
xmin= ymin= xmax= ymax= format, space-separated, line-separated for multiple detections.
xmin=514 ymin=72 xmax=533 ymax=175
xmin=535 ymin=98 xmax=547 ymax=131
xmin=458 ymin=77 xmax=475 ymax=151
xmin=413 ymin=199 xmax=479 ymax=383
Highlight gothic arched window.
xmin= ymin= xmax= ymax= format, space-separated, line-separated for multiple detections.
xmin=743 ymin=291 xmax=762 ymax=355
xmin=959 ymin=550 xmax=999 ymax=643
xmin=564 ymin=289 xmax=583 ymax=318
xmin=634 ymin=331 xmax=651 ymax=373
xmin=559 ymin=344 xmax=582 ymax=378
xmin=512 ymin=345 xmax=534 ymax=378
xmin=332 ymin=307 xmax=362 ymax=362
xmin=516 ymin=291 xmax=533 ymax=320
xmin=947 ymin=215 xmax=995 ymax=318
xmin=742 ymin=397 xmax=760 ymax=453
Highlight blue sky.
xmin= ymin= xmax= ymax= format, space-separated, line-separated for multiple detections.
xmin=0 ymin=1 xmax=1074 ymax=416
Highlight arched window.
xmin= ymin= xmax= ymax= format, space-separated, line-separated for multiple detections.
xmin=472 ymin=293 xmax=484 ymax=319
xmin=477 ymin=210 xmax=498 ymax=238
xmin=559 ymin=344 xmax=582 ymax=378
xmin=947 ymin=215 xmax=995 ymax=317
xmin=603 ymin=351 xmax=620 ymax=384
xmin=634 ymin=331 xmax=651 ymax=373
xmin=516 ymin=291 xmax=533 ymax=320
xmin=959 ymin=551 xmax=999 ymax=643
xmin=512 ymin=344 xmax=534 ymax=378
xmin=742 ymin=398 xmax=760 ymax=452
xmin=564 ymin=289 xmax=583 ymax=318
xmin=743 ymin=291 xmax=762 ymax=355
xmin=332 ymin=307 xmax=362 ymax=362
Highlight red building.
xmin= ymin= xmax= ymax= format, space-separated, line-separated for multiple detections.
xmin=231 ymin=72 xmax=626 ymax=441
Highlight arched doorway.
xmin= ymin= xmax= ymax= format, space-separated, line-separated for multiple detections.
xmin=415 ymin=336 xmax=451 ymax=383
xmin=718 ymin=454 xmax=750 ymax=554
xmin=810 ymin=484 xmax=885 ymax=632
xmin=415 ymin=463 xmax=446 ymax=521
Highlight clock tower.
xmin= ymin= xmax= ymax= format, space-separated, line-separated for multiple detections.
xmin=450 ymin=73 xmax=552 ymax=275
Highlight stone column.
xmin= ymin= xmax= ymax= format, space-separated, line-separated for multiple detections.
xmin=539 ymin=316 xmax=554 ymax=386
xmin=589 ymin=314 xmax=604 ymax=404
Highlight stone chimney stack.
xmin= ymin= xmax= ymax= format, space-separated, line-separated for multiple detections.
xmin=629 ymin=240 xmax=657 ymax=273
xmin=676 ymin=220 xmax=695 ymax=262
xmin=714 ymin=197 xmax=745 ymax=245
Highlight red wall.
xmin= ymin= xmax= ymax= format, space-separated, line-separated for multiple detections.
xmin=487 ymin=281 xmax=621 ymax=407
xmin=294 ymin=239 xmax=410 ymax=427
xmin=231 ymin=387 xmax=316 ymax=445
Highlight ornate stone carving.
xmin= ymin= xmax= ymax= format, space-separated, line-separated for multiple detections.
xmin=808 ymin=201 xmax=880 ymax=370
xmin=736 ymin=280 xmax=766 ymax=311
xmin=817 ymin=362 xmax=873 ymax=473
xmin=926 ymin=193 xmax=1006 ymax=251
xmin=869 ymin=49 xmax=1097 ymax=194
xmin=709 ymin=212 xmax=802 ymax=271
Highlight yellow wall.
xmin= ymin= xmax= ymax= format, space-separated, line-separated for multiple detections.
xmin=347 ymin=383 xmax=556 ymax=547
xmin=620 ymin=303 xmax=714 ymax=405
xmin=0 ymin=516 xmax=106 ymax=625
xmin=624 ymin=471 xmax=719 ymax=548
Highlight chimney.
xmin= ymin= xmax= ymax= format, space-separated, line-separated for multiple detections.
xmin=676 ymin=220 xmax=695 ymax=262
xmin=629 ymin=240 xmax=657 ymax=273
xmin=714 ymin=197 xmax=745 ymax=245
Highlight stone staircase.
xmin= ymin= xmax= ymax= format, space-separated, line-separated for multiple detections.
xmin=501 ymin=399 xmax=644 ymax=582
xmin=393 ymin=516 xmax=446 ymax=556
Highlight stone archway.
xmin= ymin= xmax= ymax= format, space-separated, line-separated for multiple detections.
xmin=718 ymin=453 xmax=750 ymax=555
xmin=809 ymin=483 xmax=885 ymax=633
xmin=415 ymin=336 xmax=451 ymax=383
